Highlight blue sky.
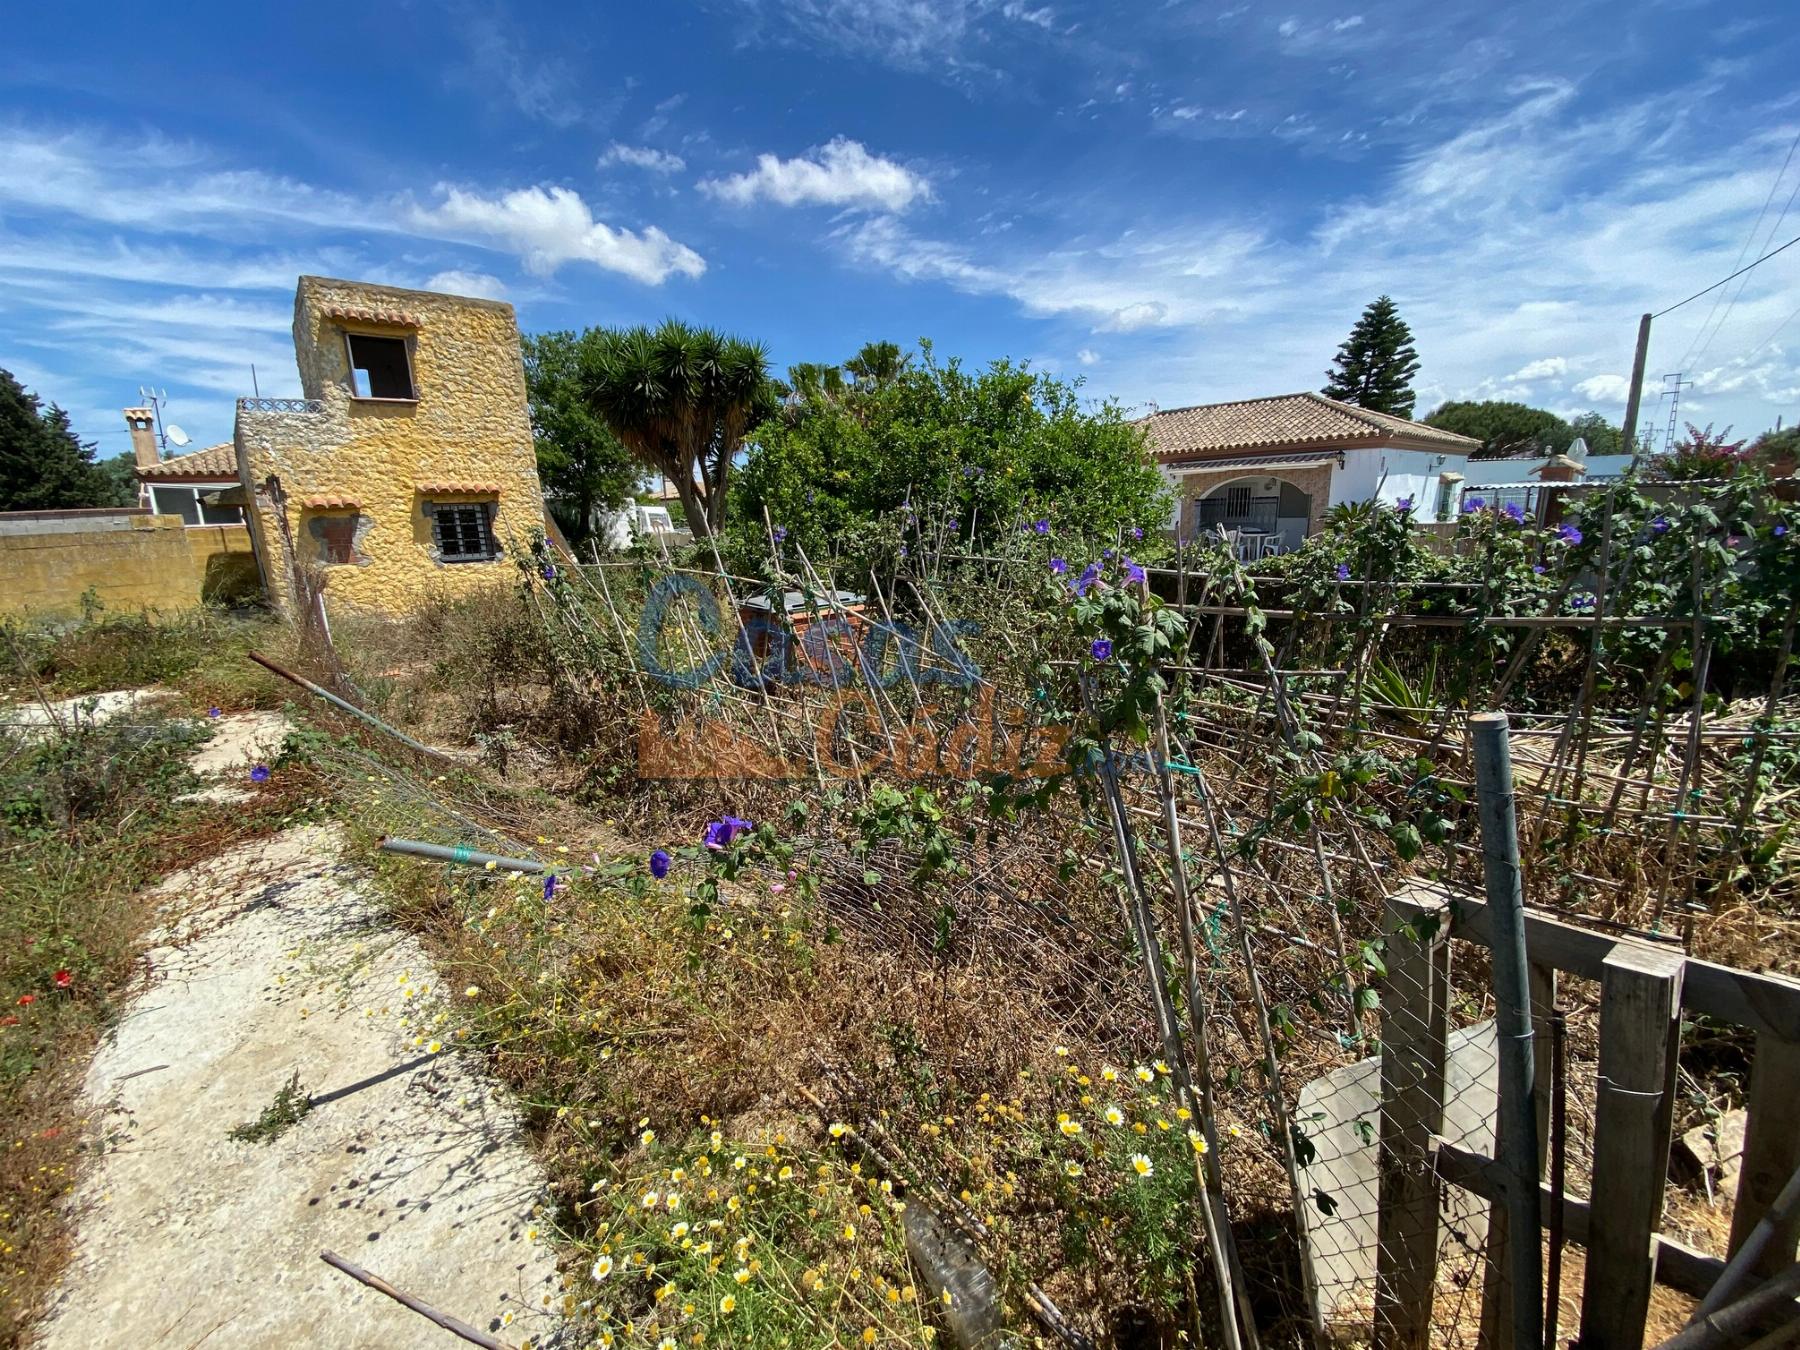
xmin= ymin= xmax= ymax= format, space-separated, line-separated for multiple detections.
xmin=2 ymin=0 xmax=1798 ymax=457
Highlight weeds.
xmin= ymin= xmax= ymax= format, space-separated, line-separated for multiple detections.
xmin=227 ymin=1071 xmax=314 ymax=1144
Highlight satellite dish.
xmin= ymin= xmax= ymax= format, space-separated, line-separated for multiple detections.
xmin=1566 ymin=436 xmax=1588 ymax=461
xmin=165 ymin=425 xmax=191 ymax=447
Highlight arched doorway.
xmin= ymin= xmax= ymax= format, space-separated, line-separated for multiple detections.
xmin=1194 ymin=475 xmax=1312 ymax=552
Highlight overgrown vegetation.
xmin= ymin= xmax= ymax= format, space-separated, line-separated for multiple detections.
xmin=227 ymin=1071 xmax=313 ymax=1144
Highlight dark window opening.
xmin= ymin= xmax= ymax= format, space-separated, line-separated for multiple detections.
xmin=346 ymin=333 xmax=415 ymax=400
xmin=1197 ymin=490 xmax=1278 ymax=534
xmin=431 ymin=503 xmax=497 ymax=562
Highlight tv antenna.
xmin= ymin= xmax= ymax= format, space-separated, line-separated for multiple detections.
xmin=1658 ymin=373 xmax=1693 ymax=454
xmin=137 ymin=386 xmax=178 ymax=457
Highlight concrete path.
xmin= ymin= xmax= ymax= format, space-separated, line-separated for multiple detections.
xmin=38 ymin=726 xmax=562 ymax=1349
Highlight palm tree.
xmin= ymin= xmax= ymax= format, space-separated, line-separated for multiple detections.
xmin=579 ymin=320 xmax=773 ymax=537
xmin=844 ymin=341 xmax=908 ymax=392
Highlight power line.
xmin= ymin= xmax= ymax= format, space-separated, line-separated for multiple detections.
xmin=1677 ymin=127 xmax=1800 ymax=372
xmin=1741 ymin=299 xmax=1800 ymax=361
xmin=1670 ymin=127 xmax=1800 ymax=370
xmin=1653 ymin=231 xmax=1800 ymax=318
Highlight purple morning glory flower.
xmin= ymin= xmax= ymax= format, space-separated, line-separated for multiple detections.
xmin=1090 ymin=637 xmax=1114 ymax=661
xmin=1462 ymin=497 xmax=1486 ymax=515
xmin=1033 ymin=519 xmax=1050 ymax=534
xmin=1396 ymin=495 xmax=1414 ymax=512
xmin=1533 ymin=564 xmax=1546 ymax=574
xmin=1775 ymin=524 xmax=1789 ymax=538
xmin=1049 ymin=557 xmax=1068 ymax=575
xmin=1334 ymin=562 xmax=1351 ymax=581
xmin=1570 ymin=593 xmax=1596 ymax=611
xmin=1651 ymin=516 xmax=1671 ymax=534
xmin=1557 ymin=523 xmax=1583 ymax=546
xmin=1071 ymin=562 xmax=1102 ymax=597
xmin=541 ymin=563 xmax=558 ymax=580
xmin=208 ymin=707 xmax=221 ymax=718
xmin=1102 ymin=547 xmax=1114 ymax=559
xmin=1132 ymin=527 xmax=1144 ymax=540
xmin=703 ymin=816 xmax=754 ymax=851
xmin=773 ymin=525 xmax=788 ymax=543
xmin=649 ymin=849 xmax=671 ymax=879
xmin=1501 ymin=502 xmax=1526 ymax=524
xmin=249 ymin=764 xmax=270 ymax=783
xmin=1124 ymin=559 xmax=1146 ymax=585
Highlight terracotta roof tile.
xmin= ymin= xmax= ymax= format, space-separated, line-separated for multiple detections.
xmin=1138 ymin=392 xmax=1480 ymax=462
xmin=136 ymin=443 xmax=238 ymax=480
xmin=322 ymin=304 xmax=422 ymax=328
xmin=300 ymin=495 xmax=363 ymax=510
xmin=416 ymin=481 xmax=502 ymax=495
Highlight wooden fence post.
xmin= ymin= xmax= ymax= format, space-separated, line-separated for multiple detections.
xmin=1375 ymin=893 xmax=1451 ymax=1350
xmin=1727 ymin=1033 xmax=1800 ymax=1277
xmin=1579 ymin=945 xmax=1685 ymax=1350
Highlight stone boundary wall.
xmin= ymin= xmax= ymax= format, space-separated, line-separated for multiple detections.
xmin=0 ymin=512 xmax=258 ymax=619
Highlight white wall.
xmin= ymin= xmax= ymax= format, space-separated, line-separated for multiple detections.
xmin=1327 ymin=447 xmax=1470 ymax=523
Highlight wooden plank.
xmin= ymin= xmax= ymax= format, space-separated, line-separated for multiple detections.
xmin=1434 ymin=1140 xmax=1726 ymax=1300
xmin=1581 ymin=945 xmax=1686 ymax=1350
xmin=1727 ymin=1033 xmax=1800 ymax=1276
xmin=1392 ymin=883 xmax=1800 ymax=1042
xmin=1481 ymin=961 xmax=1558 ymax=1350
xmin=1374 ymin=896 xmax=1451 ymax=1350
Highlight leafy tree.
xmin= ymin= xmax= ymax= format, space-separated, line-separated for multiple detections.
xmin=96 ymin=452 xmax=140 ymax=508
xmin=732 ymin=342 xmax=1170 ymax=567
xmin=576 ymin=320 xmax=774 ymax=537
xmin=1322 ymin=295 xmax=1422 ymax=417
xmin=0 ymin=369 xmax=113 ymax=511
xmin=1422 ymin=400 xmax=1571 ymax=459
xmin=523 ymin=331 xmax=640 ymax=547
xmin=782 ymin=362 xmax=847 ymax=404
xmin=1567 ymin=411 xmax=1623 ymax=459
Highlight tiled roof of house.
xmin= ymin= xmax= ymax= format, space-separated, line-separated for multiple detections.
xmin=136 ymin=443 xmax=238 ymax=481
xmin=1138 ymin=392 xmax=1480 ymax=462
xmin=416 ymin=481 xmax=503 ymax=495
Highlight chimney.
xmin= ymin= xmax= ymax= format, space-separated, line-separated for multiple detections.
xmin=124 ymin=407 xmax=160 ymax=469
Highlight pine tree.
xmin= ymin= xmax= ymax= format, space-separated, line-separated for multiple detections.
xmin=1322 ymin=295 xmax=1421 ymax=418
xmin=0 ymin=369 xmax=113 ymax=511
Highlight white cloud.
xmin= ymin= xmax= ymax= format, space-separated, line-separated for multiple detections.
xmin=1278 ymin=18 xmax=1301 ymax=37
xmin=1077 ymin=347 xmax=1100 ymax=365
xmin=1002 ymin=2 xmax=1055 ymax=28
xmin=1330 ymin=15 xmax=1365 ymax=31
xmin=424 ymin=269 xmax=509 ymax=300
xmin=830 ymin=84 xmax=1800 ymax=433
xmin=1511 ymin=356 xmax=1569 ymax=381
xmin=409 ymin=185 xmax=705 ymax=283
xmin=0 ymin=125 xmax=706 ymax=286
xmin=1097 ymin=301 xmax=1171 ymax=332
xmin=700 ymin=138 xmax=930 ymax=213
xmin=599 ymin=143 xmax=687 ymax=174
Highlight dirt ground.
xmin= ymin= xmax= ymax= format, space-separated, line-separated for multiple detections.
xmin=34 ymin=715 xmax=563 ymax=1349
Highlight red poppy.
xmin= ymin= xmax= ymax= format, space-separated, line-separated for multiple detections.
xmin=16 ymin=994 xmax=35 ymax=1006
xmin=52 ymin=970 xmax=72 ymax=989
xmin=0 ymin=1015 xmax=18 ymax=1028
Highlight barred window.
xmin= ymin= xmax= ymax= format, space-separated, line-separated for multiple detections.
xmin=431 ymin=503 xmax=496 ymax=562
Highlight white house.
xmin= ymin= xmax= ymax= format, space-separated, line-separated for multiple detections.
xmin=1139 ymin=392 xmax=1480 ymax=553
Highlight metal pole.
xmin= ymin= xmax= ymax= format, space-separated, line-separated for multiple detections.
xmin=247 ymin=650 xmax=459 ymax=763
xmin=1545 ymin=1007 xmax=1568 ymax=1350
xmin=1471 ymin=710 xmax=1544 ymax=1350
xmin=379 ymin=836 xmax=548 ymax=874
xmin=1622 ymin=313 xmax=1653 ymax=470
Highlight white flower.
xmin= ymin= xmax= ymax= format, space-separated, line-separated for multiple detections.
xmin=591 ymin=1255 xmax=613 ymax=1280
xmin=1130 ymin=1153 xmax=1154 ymax=1178
xmin=1104 ymin=1106 xmax=1124 ymax=1127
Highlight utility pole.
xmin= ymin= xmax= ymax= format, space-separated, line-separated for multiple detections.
xmin=1621 ymin=313 xmax=1652 ymax=471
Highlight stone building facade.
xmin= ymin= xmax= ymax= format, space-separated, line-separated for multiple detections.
xmin=235 ymin=276 xmax=547 ymax=617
